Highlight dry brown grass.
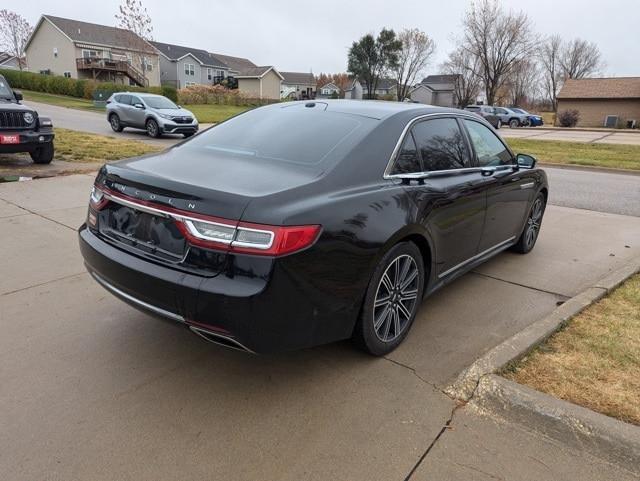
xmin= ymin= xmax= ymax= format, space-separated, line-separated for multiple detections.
xmin=505 ymin=274 xmax=640 ymax=425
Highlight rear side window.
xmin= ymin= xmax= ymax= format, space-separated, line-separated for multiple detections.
xmin=391 ymin=134 xmax=421 ymax=174
xmin=463 ymin=119 xmax=513 ymax=166
xmin=117 ymin=94 xmax=132 ymax=105
xmin=411 ymin=118 xmax=470 ymax=171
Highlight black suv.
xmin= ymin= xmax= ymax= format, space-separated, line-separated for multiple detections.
xmin=0 ymin=75 xmax=54 ymax=164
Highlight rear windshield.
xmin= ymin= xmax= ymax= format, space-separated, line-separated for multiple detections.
xmin=143 ymin=96 xmax=178 ymax=109
xmin=182 ymin=107 xmax=367 ymax=165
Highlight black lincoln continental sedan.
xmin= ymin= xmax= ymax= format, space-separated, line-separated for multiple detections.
xmin=79 ymin=100 xmax=548 ymax=355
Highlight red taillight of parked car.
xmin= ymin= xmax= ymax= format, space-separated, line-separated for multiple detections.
xmin=98 ymin=185 xmax=321 ymax=257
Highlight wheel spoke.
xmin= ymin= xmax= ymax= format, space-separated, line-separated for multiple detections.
xmin=392 ymin=306 xmax=401 ymax=337
xmin=398 ymin=257 xmax=411 ymax=287
xmin=382 ymin=309 xmax=393 ymax=340
xmin=381 ymin=273 xmax=393 ymax=294
xmin=400 ymin=269 xmax=418 ymax=291
xmin=397 ymin=301 xmax=412 ymax=320
xmin=374 ymin=294 xmax=391 ymax=308
xmin=374 ymin=303 xmax=391 ymax=332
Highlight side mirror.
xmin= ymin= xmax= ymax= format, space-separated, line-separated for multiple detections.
xmin=13 ymin=90 xmax=23 ymax=102
xmin=516 ymin=153 xmax=537 ymax=169
xmin=133 ymin=103 xmax=145 ymax=109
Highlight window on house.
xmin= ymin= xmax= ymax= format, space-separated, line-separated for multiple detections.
xmin=63 ymin=71 xmax=71 ymax=78
xmin=82 ymin=49 xmax=100 ymax=59
xmin=185 ymin=81 xmax=196 ymax=87
xmin=184 ymin=64 xmax=195 ymax=76
xmin=207 ymin=68 xmax=212 ymax=80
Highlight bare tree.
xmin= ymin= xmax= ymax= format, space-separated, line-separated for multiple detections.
xmin=394 ymin=28 xmax=436 ymax=101
xmin=538 ymin=34 xmax=563 ymax=110
xmin=441 ymin=47 xmax=482 ymax=108
xmin=506 ymin=58 xmax=540 ymax=107
xmin=560 ymin=38 xmax=603 ymax=79
xmin=115 ymin=0 xmax=153 ymax=84
xmin=0 ymin=10 xmax=32 ymax=70
xmin=460 ymin=0 xmax=535 ymax=105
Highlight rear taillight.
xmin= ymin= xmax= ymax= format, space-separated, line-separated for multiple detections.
xmin=89 ymin=185 xmax=109 ymax=210
xmin=99 ymin=186 xmax=321 ymax=257
xmin=182 ymin=216 xmax=321 ymax=256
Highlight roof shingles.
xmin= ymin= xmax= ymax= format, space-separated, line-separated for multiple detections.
xmin=44 ymin=15 xmax=155 ymax=53
xmin=558 ymin=77 xmax=640 ymax=100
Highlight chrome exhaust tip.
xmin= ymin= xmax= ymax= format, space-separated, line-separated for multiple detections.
xmin=189 ymin=326 xmax=254 ymax=354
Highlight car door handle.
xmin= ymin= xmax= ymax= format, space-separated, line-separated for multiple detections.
xmin=481 ymin=167 xmax=496 ymax=177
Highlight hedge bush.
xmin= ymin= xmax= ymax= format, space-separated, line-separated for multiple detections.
xmin=177 ymin=84 xmax=277 ymax=106
xmin=0 ymin=68 xmax=177 ymax=102
xmin=557 ymin=109 xmax=580 ymax=127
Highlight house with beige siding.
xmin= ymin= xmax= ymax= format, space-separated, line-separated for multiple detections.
xmin=25 ymin=15 xmax=160 ymax=87
xmin=236 ymin=66 xmax=283 ymax=100
xmin=556 ymin=77 xmax=640 ymax=128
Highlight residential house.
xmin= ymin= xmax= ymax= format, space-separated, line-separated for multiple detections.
xmin=236 ymin=66 xmax=283 ymax=100
xmin=280 ymin=71 xmax=316 ymax=99
xmin=317 ymin=82 xmax=340 ymax=98
xmin=25 ymin=15 xmax=160 ymax=86
xmin=0 ymin=52 xmax=23 ymax=70
xmin=556 ymin=77 xmax=640 ymax=128
xmin=410 ymin=74 xmax=460 ymax=107
xmin=209 ymin=53 xmax=257 ymax=76
xmin=151 ymin=41 xmax=230 ymax=88
xmin=343 ymin=78 xmax=397 ymax=99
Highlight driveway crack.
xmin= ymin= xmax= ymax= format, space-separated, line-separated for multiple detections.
xmin=0 ymin=195 xmax=77 ymax=231
xmin=470 ymin=271 xmax=570 ymax=299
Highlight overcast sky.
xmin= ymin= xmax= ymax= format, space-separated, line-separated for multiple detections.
xmin=14 ymin=0 xmax=640 ymax=76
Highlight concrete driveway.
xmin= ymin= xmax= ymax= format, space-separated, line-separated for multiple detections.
xmin=1 ymin=173 xmax=639 ymax=480
xmin=500 ymin=126 xmax=640 ymax=145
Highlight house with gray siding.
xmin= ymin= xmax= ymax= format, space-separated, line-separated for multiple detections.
xmin=150 ymin=41 xmax=230 ymax=88
xmin=343 ymin=78 xmax=397 ymax=99
xmin=25 ymin=15 xmax=160 ymax=86
xmin=280 ymin=71 xmax=316 ymax=99
xmin=410 ymin=74 xmax=461 ymax=107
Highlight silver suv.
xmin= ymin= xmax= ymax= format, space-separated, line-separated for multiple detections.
xmin=106 ymin=92 xmax=198 ymax=138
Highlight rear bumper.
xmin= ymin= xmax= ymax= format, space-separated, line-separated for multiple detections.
xmin=0 ymin=129 xmax=54 ymax=153
xmin=79 ymin=224 xmax=355 ymax=353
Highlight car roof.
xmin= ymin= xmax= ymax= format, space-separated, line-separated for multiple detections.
xmin=269 ymin=99 xmax=461 ymax=120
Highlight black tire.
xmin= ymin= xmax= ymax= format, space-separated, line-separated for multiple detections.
xmin=109 ymin=113 xmax=123 ymax=132
xmin=509 ymin=118 xmax=520 ymax=128
xmin=352 ymin=242 xmax=425 ymax=356
xmin=496 ymin=119 xmax=502 ymax=129
xmin=146 ymin=118 xmax=160 ymax=138
xmin=29 ymin=142 xmax=54 ymax=164
xmin=511 ymin=193 xmax=546 ymax=254
xmin=183 ymin=132 xmax=195 ymax=138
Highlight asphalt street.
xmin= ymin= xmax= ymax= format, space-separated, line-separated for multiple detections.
xmin=1 ymin=173 xmax=639 ymax=480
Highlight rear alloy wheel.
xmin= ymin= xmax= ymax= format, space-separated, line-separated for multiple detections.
xmin=512 ymin=193 xmax=546 ymax=254
xmin=109 ymin=113 xmax=123 ymax=132
xmin=353 ymin=242 xmax=425 ymax=356
xmin=29 ymin=142 xmax=54 ymax=164
xmin=509 ymin=118 xmax=520 ymax=128
xmin=146 ymin=118 xmax=160 ymax=138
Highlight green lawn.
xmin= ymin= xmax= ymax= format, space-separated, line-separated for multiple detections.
xmin=21 ymin=90 xmax=102 ymax=112
xmin=53 ymin=128 xmax=160 ymax=162
xmin=506 ymin=138 xmax=640 ymax=171
xmin=182 ymin=104 xmax=251 ymax=123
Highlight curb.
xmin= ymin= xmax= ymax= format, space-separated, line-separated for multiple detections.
xmin=473 ymin=375 xmax=640 ymax=475
xmin=445 ymin=257 xmax=640 ymax=473
xmin=445 ymin=256 xmax=640 ymax=402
